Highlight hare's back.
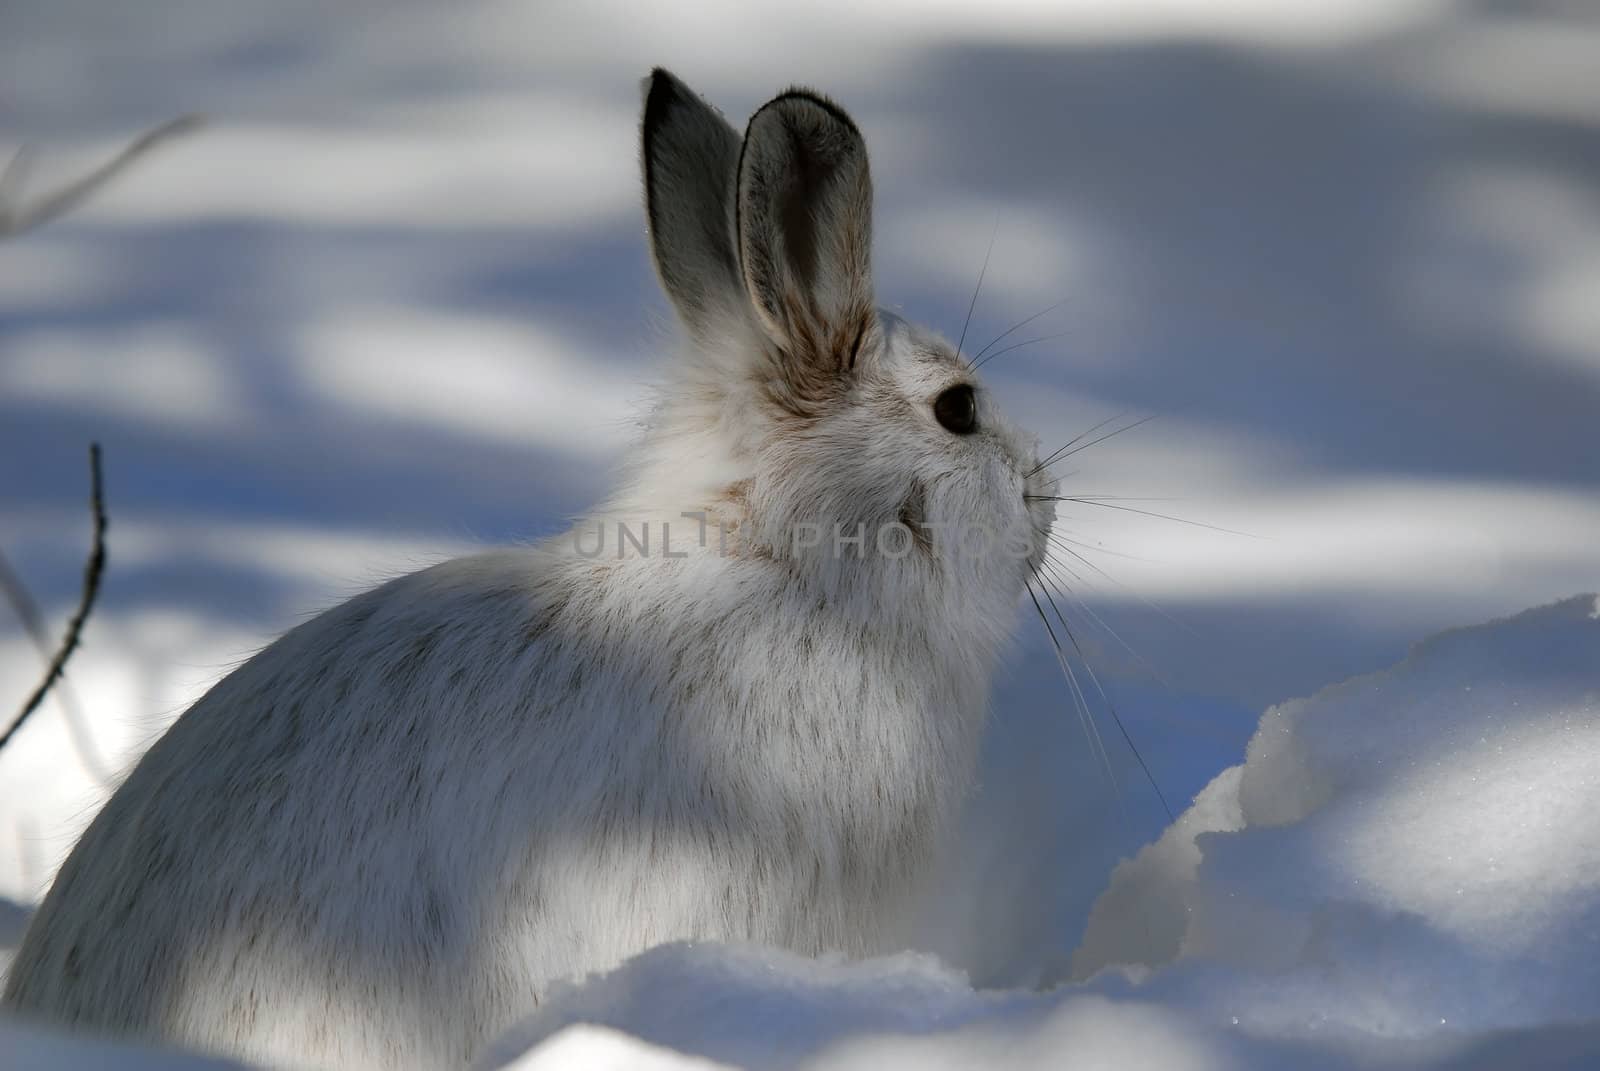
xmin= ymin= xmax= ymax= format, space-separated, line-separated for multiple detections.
xmin=2 ymin=550 xmax=570 ymax=1064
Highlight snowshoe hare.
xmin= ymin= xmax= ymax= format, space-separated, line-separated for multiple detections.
xmin=4 ymin=69 xmax=1058 ymax=1070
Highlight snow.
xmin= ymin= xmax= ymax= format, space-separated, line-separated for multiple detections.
xmin=1075 ymin=595 xmax=1600 ymax=997
xmin=3 ymin=0 xmax=1600 ymax=1066
xmin=0 ymin=1016 xmax=248 ymax=1070
xmin=480 ymin=944 xmax=1248 ymax=1071
xmin=496 ymin=1026 xmax=737 ymax=1071
xmin=18 ymin=596 xmax=1583 ymax=1070
xmin=466 ymin=594 xmax=1600 ymax=1071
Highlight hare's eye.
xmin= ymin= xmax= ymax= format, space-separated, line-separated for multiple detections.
xmin=933 ymin=384 xmax=977 ymax=435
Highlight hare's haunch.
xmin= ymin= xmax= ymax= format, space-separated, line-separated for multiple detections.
xmin=3 ymin=70 xmax=1058 ymax=1070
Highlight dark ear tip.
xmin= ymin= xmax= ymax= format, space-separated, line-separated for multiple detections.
xmin=747 ymin=86 xmax=862 ymax=138
xmin=642 ymin=68 xmax=684 ymax=124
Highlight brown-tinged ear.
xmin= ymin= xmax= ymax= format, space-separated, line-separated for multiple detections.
xmin=641 ymin=69 xmax=744 ymax=341
xmin=736 ymin=88 xmax=876 ymax=385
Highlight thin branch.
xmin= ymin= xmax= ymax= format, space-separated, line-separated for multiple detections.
xmin=0 ymin=444 xmax=109 ymax=753
xmin=0 ymin=115 xmax=201 ymax=238
xmin=0 ymin=146 xmax=35 ymax=208
xmin=0 ymin=547 xmax=112 ymax=781
xmin=0 ymin=550 xmax=52 ymax=654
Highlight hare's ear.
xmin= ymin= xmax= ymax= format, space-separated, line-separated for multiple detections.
xmin=641 ymin=69 xmax=744 ymax=341
xmin=737 ymin=89 xmax=876 ymax=382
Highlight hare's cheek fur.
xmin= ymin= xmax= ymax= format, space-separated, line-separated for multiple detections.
xmin=0 ymin=70 xmax=1058 ymax=1071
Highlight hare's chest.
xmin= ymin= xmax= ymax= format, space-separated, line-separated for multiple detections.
xmin=716 ymin=640 xmax=976 ymax=863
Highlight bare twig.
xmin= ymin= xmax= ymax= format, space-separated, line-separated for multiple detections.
xmin=0 ymin=547 xmax=113 ymax=782
xmin=0 ymin=444 xmax=109 ymax=753
xmin=0 ymin=115 xmax=201 ymax=238
xmin=0 ymin=146 xmax=35 ymax=208
xmin=0 ymin=550 xmax=51 ymax=654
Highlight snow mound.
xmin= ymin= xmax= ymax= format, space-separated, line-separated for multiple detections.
xmin=476 ymin=944 xmax=1006 ymax=1070
xmin=495 ymin=1023 xmax=737 ymax=1070
xmin=484 ymin=594 xmax=1600 ymax=1070
xmin=1074 ymin=593 xmax=1600 ymax=1042
xmin=5 ymin=596 xmax=1598 ymax=1069
xmin=478 ymin=942 xmax=1286 ymax=1071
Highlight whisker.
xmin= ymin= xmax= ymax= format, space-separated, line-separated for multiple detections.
xmin=1036 ymin=557 xmax=1175 ymax=694
xmin=1047 ymin=531 xmax=1156 ymax=564
xmin=1044 ymin=498 xmax=1260 ymax=539
xmin=1044 ymin=525 xmax=1121 ymax=584
xmin=956 ymin=216 xmax=1000 ymax=368
xmin=1036 ymin=577 xmax=1174 ymax=821
xmin=1027 ymin=581 xmax=1117 ymax=790
xmin=1026 ymin=495 xmax=1178 ymax=503
xmin=1028 ymin=415 xmax=1157 ymax=477
xmin=1036 ymin=563 xmax=1241 ymax=748
xmin=970 ymin=297 xmax=1069 ymax=365
xmin=1038 ymin=515 xmax=1201 ymax=638
xmin=1043 ymin=544 xmax=1145 ymax=608
xmin=1026 ymin=413 xmax=1127 ymax=477
xmin=971 ymin=329 xmax=1076 ymax=372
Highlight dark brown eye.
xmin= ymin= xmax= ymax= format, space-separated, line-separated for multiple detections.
xmin=933 ymin=384 xmax=977 ymax=434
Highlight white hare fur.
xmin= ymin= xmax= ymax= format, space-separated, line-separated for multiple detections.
xmin=4 ymin=70 xmax=1057 ymax=1069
